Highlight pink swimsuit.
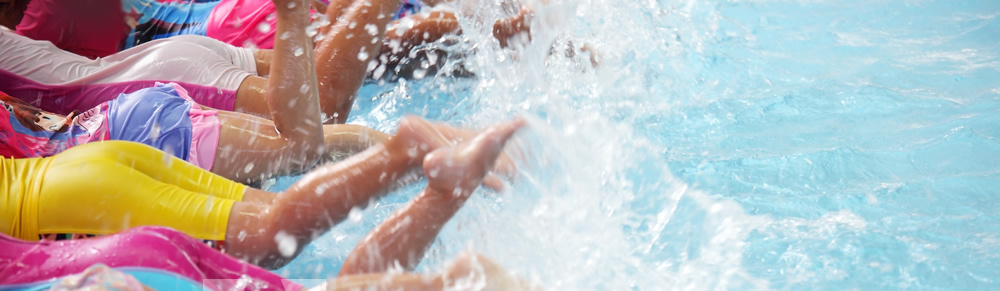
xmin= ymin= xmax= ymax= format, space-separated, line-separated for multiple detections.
xmin=0 ymin=226 xmax=302 ymax=291
xmin=14 ymin=0 xmax=129 ymax=59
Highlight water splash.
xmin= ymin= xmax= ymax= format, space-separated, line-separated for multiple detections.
xmin=277 ymin=0 xmax=1000 ymax=289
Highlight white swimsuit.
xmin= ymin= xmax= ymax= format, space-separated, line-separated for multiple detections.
xmin=0 ymin=28 xmax=257 ymax=114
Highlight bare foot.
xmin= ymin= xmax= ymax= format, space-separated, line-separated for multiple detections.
xmin=423 ymin=118 xmax=526 ymax=196
xmin=426 ymin=122 xmax=526 ymax=190
xmin=390 ymin=116 xmax=464 ymax=164
xmin=445 ymin=252 xmax=539 ymax=291
xmin=494 ymin=6 xmax=534 ymax=48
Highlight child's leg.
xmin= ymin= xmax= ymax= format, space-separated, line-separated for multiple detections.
xmin=211 ymin=111 xmax=389 ymax=183
xmin=244 ymin=0 xmax=353 ymax=78
xmin=384 ymin=11 xmax=460 ymax=54
xmin=261 ymin=0 xmax=325 ymax=156
xmin=223 ymin=116 xmax=456 ymax=268
xmin=58 ymin=141 xmax=247 ymax=200
xmin=321 ymin=252 xmax=535 ymax=291
xmin=222 ymin=116 xmax=522 ymax=269
xmin=339 ymin=118 xmax=525 ymax=274
xmin=314 ymin=0 xmax=404 ymax=123
xmin=33 ymin=142 xmax=249 ymax=241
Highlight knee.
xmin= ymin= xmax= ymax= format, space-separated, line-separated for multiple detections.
xmin=284 ymin=134 xmax=326 ymax=168
xmin=318 ymin=95 xmax=355 ymax=124
xmin=224 ymin=214 xmax=299 ymax=270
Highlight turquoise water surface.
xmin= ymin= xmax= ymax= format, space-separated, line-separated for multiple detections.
xmin=271 ymin=0 xmax=1000 ymax=289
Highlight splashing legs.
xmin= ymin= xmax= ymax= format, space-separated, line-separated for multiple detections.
xmin=211 ymin=111 xmax=390 ymax=184
xmin=223 ymin=116 xmax=523 ymax=269
xmin=338 ymin=118 xmax=525 ymax=274
xmin=323 ymin=252 xmax=536 ymax=290
xmin=314 ymin=0 xmax=404 ymax=123
xmin=223 ymin=116 xmax=454 ymax=268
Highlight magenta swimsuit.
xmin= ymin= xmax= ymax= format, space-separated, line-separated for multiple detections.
xmin=0 ymin=226 xmax=302 ymax=291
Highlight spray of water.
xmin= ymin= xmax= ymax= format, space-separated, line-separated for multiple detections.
xmin=280 ymin=0 xmax=1000 ymax=289
xmin=310 ymin=0 xmax=779 ymax=289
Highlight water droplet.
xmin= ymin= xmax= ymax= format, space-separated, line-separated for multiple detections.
xmin=412 ymin=69 xmax=426 ymax=79
xmin=372 ymin=64 xmax=386 ymax=79
xmin=388 ymin=39 xmax=401 ymax=52
xmin=314 ymin=182 xmax=329 ymax=196
xmin=365 ymin=24 xmax=378 ymax=35
xmin=280 ymin=32 xmax=291 ymax=40
xmin=357 ymin=50 xmax=369 ymax=61
xmin=274 ymin=231 xmax=297 ymax=257
xmin=238 ymin=230 xmax=247 ymax=241
xmin=299 ymin=84 xmax=309 ymax=93
xmin=149 ymin=122 xmax=161 ymax=140
xmin=257 ymin=22 xmax=271 ymax=33
xmin=294 ymin=47 xmax=304 ymax=56
xmin=426 ymin=52 xmax=438 ymax=65
xmin=244 ymin=163 xmax=255 ymax=173
xmin=305 ymin=25 xmax=318 ymax=37
xmin=348 ymin=21 xmax=357 ymax=29
xmin=349 ymin=207 xmax=363 ymax=222
xmin=287 ymin=2 xmax=296 ymax=8
xmin=241 ymin=40 xmax=259 ymax=50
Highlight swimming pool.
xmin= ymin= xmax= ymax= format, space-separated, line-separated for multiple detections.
xmin=272 ymin=0 xmax=1000 ymax=289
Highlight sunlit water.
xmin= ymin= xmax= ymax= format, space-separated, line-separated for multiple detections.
xmin=267 ymin=0 xmax=1000 ymax=289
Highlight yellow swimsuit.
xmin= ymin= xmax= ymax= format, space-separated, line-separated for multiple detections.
xmin=1 ymin=141 xmax=247 ymax=240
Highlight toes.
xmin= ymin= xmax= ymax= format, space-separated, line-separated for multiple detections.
xmin=423 ymin=118 xmax=526 ymax=193
xmin=491 ymin=118 xmax=527 ymax=142
xmin=473 ymin=118 xmax=527 ymax=158
xmin=482 ymin=174 xmax=504 ymax=191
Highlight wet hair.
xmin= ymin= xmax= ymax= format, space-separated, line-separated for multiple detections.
xmin=0 ymin=93 xmax=68 ymax=132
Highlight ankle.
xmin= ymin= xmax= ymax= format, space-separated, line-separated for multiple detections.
xmin=384 ymin=137 xmax=434 ymax=166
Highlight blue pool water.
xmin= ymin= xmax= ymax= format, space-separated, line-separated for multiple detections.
xmin=271 ymin=0 xmax=1000 ymax=289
